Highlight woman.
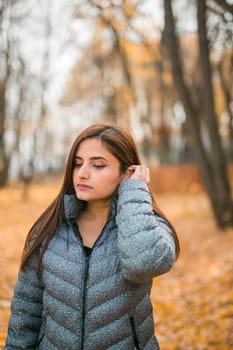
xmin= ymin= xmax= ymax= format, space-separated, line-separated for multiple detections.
xmin=4 ymin=124 xmax=180 ymax=350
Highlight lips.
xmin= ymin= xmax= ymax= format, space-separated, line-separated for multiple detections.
xmin=77 ymin=184 xmax=92 ymax=190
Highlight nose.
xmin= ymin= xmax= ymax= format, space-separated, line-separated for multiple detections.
xmin=78 ymin=164 xmax=89 ymax=180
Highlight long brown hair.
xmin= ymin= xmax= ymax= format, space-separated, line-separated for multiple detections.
xmin=21 ymin=124 xmax=180 ymax=273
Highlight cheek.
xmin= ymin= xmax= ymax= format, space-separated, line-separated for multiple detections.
xmin=99 ymin=170 xmax=121 ymax=186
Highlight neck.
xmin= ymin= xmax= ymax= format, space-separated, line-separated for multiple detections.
xmin=85 ymin=200 xmax=112 ymax=221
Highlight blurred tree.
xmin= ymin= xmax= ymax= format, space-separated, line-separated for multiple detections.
xmin=62 ymin=2 xmax=135 ymax=127
xmin=0 ymin=0 xmax=56 ymax=189
xmin=163 ymin=0 xmax=233 ymax=228
xmin=64 ymin=0 xmax=173 ymax=157
xmin=212 ymin=0 xmax=233 ymax=13
xmin=0 ymin=0 xmax=11 ymax=187
xmin=207 ymin=0 xmax=233 ymax=158
xmin=17 ymin=1 xmax=52 ymax=195
xmin=218 ymin=55 xmax=233 ymax=158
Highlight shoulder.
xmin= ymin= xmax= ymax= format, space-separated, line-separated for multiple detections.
xmin=117 ymin=179 xmax=152 ymax=207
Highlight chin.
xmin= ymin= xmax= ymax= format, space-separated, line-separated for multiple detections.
xmin=76 ymin=193 xmax=89 ymax=201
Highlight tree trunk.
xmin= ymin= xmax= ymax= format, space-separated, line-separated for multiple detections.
xmin=163 ymin=0 xmax=233 ymax=228
xmin=0 ymin=83 xmax=9 ymax=187
xmin=218 ymin=57 xmax=233 ymax=158
xmin=197 ymin=0 xmax=233 ymax=227
xmin=163 ymin=0 xmax=213 ymax=188
xmin=0 ymin=0 xmax=10 ymax=187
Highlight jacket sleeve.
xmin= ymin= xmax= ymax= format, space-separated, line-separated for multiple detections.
xmin=4 ymin=256 xmax=43 ymax=350
xmin=116 ymin=178 xmax=176 ymax=283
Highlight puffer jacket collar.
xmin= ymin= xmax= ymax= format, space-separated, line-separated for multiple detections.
xmin=63 ymin=193 xmax=86 ymax=222
xmin=62 ymin=194 xmax=118 ymax=250
xmin=63 ymin=194 xmax=118 ymax=223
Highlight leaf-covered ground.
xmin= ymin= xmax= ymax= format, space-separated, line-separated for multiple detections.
xmin=0 ymin=179 xmax=233 ymax=349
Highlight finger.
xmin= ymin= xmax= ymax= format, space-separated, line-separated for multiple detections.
xmin=129 ymin=165 xmax=150 ymax=184
xmin=141 ymin=166 xmax=150 ymax=184
xmin=145 ymin=167 xmax=150 ymax=184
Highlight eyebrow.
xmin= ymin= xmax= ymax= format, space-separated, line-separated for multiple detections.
xmin=74 ymin=156 xmax=108 ymax=161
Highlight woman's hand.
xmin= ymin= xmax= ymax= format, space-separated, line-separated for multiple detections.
xmin=128 ymin=165 xmax=150 ymax=184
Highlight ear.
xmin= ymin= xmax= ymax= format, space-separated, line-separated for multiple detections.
xmin=120 ymin=167 xmax=133 ymax=181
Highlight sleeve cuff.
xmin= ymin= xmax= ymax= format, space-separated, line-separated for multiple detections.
xmin=118 ymin=178 xmax=149 ymax=194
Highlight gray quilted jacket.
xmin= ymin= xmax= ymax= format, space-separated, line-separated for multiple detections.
xmin=4 ymin=179 xmax=176 ymax=350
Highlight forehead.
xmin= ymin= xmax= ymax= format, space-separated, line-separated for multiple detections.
xmin=75 ymin=138 xmax=115 ymax=159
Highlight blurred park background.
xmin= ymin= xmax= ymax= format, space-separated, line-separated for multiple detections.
xmin=0 ymin=0 xmax=233 ymax=349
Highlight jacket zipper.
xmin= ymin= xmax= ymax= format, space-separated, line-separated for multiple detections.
xmin=73 ymin=218 xmax=114 ymax=349
xmin=129 ymin=316 xmax=140 ymax=350
xmin=80 ymin=252 xmax=90 ymax=350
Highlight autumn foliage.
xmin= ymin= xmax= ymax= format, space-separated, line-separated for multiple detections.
xmin=0 ymin=178 xmax=233 ymax=349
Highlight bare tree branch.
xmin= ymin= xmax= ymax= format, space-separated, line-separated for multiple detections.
xmin=212 ymin=0 xmax=233 ymax=13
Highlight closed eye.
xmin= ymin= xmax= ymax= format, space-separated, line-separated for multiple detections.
xmin=93 ymin=165 xmax=106 ymax=168
xmin=74 ymin=163 xmax=82 ymax=168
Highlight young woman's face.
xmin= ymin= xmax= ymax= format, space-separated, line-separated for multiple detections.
xmin=72 ymin=138 xmax=125 ymax=203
